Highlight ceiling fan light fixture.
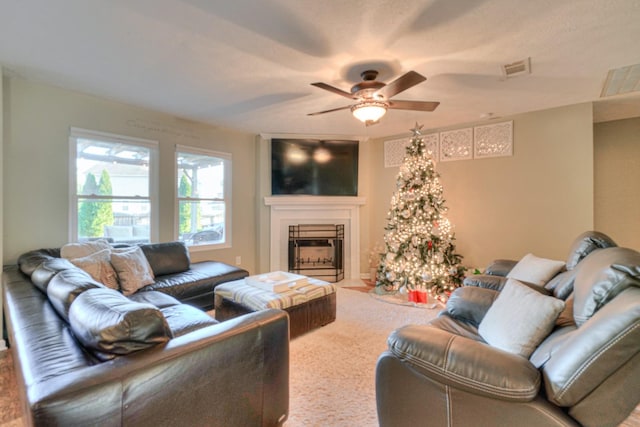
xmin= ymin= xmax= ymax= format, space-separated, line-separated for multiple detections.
xmin=351 ymin=101 xmax=388 ymax=123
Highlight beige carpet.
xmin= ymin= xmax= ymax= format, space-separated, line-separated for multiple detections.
xmin=286 ymin=285 xmax=438 ymax=426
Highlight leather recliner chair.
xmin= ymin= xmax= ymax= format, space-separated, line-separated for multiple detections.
xmin=375 ymin=233 xmax=640 ymax=427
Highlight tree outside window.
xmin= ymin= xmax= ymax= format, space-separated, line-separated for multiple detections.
xmin=71 ymin=128 xmax=157 ymax=244
xmin=78 ymin=170 xmax=114 ymax=237
xmin=176 ymin=147 xmax=231 ymax=248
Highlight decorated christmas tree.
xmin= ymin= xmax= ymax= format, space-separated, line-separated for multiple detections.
xmin=376 ymin=124 xmax=466 ymax=300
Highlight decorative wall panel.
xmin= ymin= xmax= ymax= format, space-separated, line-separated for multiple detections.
xmin=384 ymin=137 xmax=410 ymax=168
xmin=423 ymin=133 xmax=439 ymax=161
xmin=439 ymin=128 xmax=473 ymax=162
xmin=474 ymin=121 xmax=513 ymax=158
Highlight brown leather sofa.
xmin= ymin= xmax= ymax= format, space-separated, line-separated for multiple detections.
xmin=3 ymin=242 xmax=289 ymax=426
xmin=17 ymin=241 xmax=250 ymax=310
xmin=376 ymin=232 xmax=640 ymax=427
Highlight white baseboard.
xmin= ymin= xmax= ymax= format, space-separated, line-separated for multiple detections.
xmin=0 ymin=339 xmax=7 ymax=352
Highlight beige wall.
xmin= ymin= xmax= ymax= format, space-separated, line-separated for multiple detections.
xmin=594 ymin=117 xmax=640 ymax=249
xmin=2 ymin=77 xmax=257 ymax=269
xmin=2 ymin=75 xmax=620 ymax=278
xmin=369 ymin=103 xmax=595 ymax=269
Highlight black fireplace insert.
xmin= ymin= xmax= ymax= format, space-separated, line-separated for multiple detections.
xmin=288 ymin=224 xmax=344 ymax=282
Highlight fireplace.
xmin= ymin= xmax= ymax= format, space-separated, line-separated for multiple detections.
xmin=289 ymin=224 xmax=344 ymax=282
xmin=264 ymin=196 xmax=366 ymax=280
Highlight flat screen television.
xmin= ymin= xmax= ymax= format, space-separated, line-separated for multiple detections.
xmin=271 ymin=138 xmax=358 ymax=196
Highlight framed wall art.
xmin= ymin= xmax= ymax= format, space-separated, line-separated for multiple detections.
xmin=439 ymin=128 xmax=473 ymax=162
xmin=422 ymin=133 xmax=439 ymax=161
xmin=384 ymin=137 xmax=410 ymax=168
xmin=474 ymin=121 xmax=513 ymax=158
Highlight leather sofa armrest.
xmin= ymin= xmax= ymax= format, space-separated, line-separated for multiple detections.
xmin=463 ymin=274 xmax=508 ymax=291
xmin=20 ymin=309 xmax=290 ymax=426
xmin=387 ymin=324 xmax=540 ymax=402
xmin=445 ymin=286 xmax=499 ymax=326
xmin=484 ymin=259 xmax=518 ymax=276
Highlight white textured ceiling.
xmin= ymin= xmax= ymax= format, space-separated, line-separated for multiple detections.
xmin=1 ymin=0 xmax=639 ymax=138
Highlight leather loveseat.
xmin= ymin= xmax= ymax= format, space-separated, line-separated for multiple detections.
xmin=376 ymin=232 xmax=640 ymax=427
xmin=3 ymin=241 xmax=289 ymax=426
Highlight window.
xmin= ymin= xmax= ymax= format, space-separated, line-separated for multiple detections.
xmin=176 ymin=145 xmax=231 ymax=249
xmin=70 ymin=128 xmax=158 ymax=244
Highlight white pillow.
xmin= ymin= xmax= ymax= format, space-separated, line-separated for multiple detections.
xmin=69 ymin=248 xmax=119 ymax=290
xmin=110 ymin=246 xmax=155 ymax=296
xmin=61 ymin=239 xmax=111 ymax=259
xmin=506 ymin=253 xmax=565 ymax=287
xmin=479 ymin=279 xmax=565 ymax=358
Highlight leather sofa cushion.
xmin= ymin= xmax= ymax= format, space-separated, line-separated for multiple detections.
xmin=18 ymin=248 xmax=61 ymax=276
xmin=128 ymin=290 xmax=218 ymax=336
xmin=47 ymin=268 xmax=106 ymax=322
xmin=387 ymin=324 xmax=541 ymax=401
xmin=429 ymin=314 xmax=485 ymax=342
xmin=573 ymin=246 xmax=640 ymax=326
xmin=140 ymin=241 xmax=191 ymax=276
xmin=69 ymin=288 xmax=172 ymax=361
xmin=483 ymin=259 xmax=518 ymax=276
xmin=462 ymin=274 xmax=507 ymax=291
xmin=31 ymin=258 xmax=76 ymax=293
xmin=159 ymin=304 xmax=218 ymax=337
xmin=544 ymin=269 xmax=577 ymax=300
xmin=565 ymin=230 xmax=617 ymax=271
xmin=542 ymin=286 xmax=640 ymax=407
xmin=128 ymin=290 xmax=182 ymax=308
xmin=445 ymin=286 xmax=499 ymax=327
xmin=141 ymin=261 xmax=249 ymax=301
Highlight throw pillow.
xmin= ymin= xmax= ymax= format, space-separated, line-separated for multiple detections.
xmin=110 ymin=246 xmax=155 ymax=296
xmin=506 ymin=253 xmax=566 ymax=288
xmin=555 ymin=295 xmax=576 ymax=328
xmin=478 ymin=279 xmax=565 ymax=358
xmin=69 ymin=248 xmax=119 ymax=290
xmin=61 ymin=239 xmax=111 ymax=259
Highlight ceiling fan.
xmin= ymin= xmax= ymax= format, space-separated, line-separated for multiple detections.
xmin=308 ymin=70 xmax=440 ymax=126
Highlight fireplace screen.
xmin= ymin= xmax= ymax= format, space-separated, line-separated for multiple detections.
xmin=288 ymin=224 xmax=344 ymax=282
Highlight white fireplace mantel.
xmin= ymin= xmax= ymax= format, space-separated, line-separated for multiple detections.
xmin=264 ymin=196 xmax=366 ymax=279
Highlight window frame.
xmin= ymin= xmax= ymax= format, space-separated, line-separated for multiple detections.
xmin=69 ymin=127 xmax=159 ymax=243
xmin=175 ymin=144 xmax=232 ymax=251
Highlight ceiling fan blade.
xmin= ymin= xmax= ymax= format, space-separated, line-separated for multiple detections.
xmin=375 ymin=71 xmax=427 ymax=99
xmin=388 ymin=100 xmax=440 ymax=112
xmin=307 ymin=105 xmax=353 ymax=116
xmin=310 ymin=82 xmax=356 ymax=99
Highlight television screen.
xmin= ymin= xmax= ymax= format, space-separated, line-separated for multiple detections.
xmin=271 ymin=138 xmax=358 ymax=196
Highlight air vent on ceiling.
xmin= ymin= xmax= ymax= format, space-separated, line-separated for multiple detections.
xmin=501 ymin=57 xmax=531 ymax=78
xmin=600 ymin=63 xmax=640 ymax=97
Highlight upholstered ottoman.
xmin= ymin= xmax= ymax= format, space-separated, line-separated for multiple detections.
xmin=214 ymin=276 xmax=337 ymax=338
